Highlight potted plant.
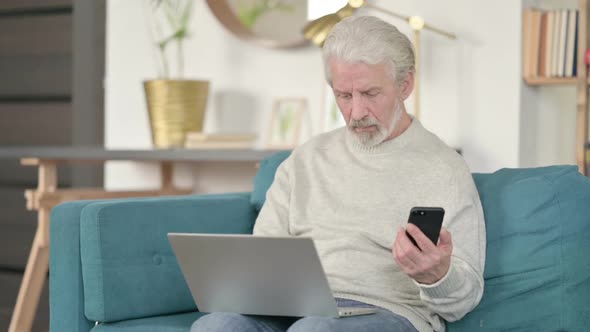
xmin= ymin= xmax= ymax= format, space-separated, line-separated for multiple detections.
xmin=144 ymin=0 xmax=209 ymax=148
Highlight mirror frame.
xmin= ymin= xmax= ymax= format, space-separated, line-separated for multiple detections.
xmin=206 ymin=0 xmax=309 ymax=49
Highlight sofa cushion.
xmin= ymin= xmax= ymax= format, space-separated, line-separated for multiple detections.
xmin=448 ymin=165 xmax=590 ymax=331
xmin=251 ymin=150 xmax=291 ymax=211
xmin=80 ymin=193 xmax=256 ymax=323
xmin=91 ymin=311 xmax=204 ymax=332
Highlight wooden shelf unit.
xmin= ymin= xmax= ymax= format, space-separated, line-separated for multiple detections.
xmin=524 ymin=77 xmax=579 ymax=85
xmin=523 ymin=0 xmax=590 ymax=175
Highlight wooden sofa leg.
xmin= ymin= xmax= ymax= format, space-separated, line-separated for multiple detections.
xmin=8 ymin=208 xmax=51 ymax=332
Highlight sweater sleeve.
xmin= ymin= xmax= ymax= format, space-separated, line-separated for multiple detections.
xmin=415 ymin=165 xmax=486 ymax=322
xmin=253 ymin=155 xmax=293 ymax=236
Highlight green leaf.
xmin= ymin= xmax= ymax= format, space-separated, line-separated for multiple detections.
xmin=180 ymin=0 xmax=193 ymax=26
xmin=147 ymin=0 xmax=193 ymax=78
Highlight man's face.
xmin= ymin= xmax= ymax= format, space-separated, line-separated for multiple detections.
xmin=330 ymin=60 xmax=406 ymax=146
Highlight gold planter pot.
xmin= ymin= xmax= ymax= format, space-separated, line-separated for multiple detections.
xmin=144 ymin=79 xmax=210 ymax=148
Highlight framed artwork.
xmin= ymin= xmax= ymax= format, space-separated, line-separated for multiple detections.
xmin=320 ymin=83 xmax=346 ymax=132
xmin=266 ymin=98 xmax=306 ymax=148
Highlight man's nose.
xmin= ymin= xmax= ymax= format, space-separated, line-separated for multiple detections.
xmin=350 ymin=96 xmax=368 ymax=120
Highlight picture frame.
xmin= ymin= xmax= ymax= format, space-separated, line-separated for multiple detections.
xmin=266 ymin=98 xmax=306 ymax=148
xmin=320 ymin=83 xmax=346 ymax=132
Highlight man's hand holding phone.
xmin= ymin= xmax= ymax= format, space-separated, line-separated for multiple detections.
xmin=393 ymin=222 xmax=453 ymax=285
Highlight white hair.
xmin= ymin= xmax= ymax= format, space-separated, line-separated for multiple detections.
xmin=322 ymin=16 xmax=415 ymax=86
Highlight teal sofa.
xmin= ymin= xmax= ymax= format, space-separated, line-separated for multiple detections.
xmin=50 ymin=151 xmax=590 ymax=331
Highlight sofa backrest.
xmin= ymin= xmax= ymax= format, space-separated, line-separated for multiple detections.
xmin=251 ymin=150 xmax=291 ymax=212
xmin=253 ymin=152 xmax=590 ymax=331
xmin=78 ymin=193 xmax=256 ymax=323
xmin=448 ymin=165 xmax=590 ymax=331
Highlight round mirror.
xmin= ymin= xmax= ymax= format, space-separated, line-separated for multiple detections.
xmin=206 ymin=0 xmax=310 ymax=48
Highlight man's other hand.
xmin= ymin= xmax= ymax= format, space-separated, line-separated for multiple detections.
xmin=392 ymin=224 xmax=452 ymax=285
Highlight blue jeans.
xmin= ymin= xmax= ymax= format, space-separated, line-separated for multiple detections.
xmin=190 ymin=298 xmax=418 ymax=332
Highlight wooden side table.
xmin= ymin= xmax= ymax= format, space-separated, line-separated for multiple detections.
xmin=0 ymin=147 xmax=279 ymax=332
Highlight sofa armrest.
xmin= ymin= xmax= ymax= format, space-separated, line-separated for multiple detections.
xmin=50 ymin=200 xmax=103 ymax=332
xmin=50 ymin=193 xmax=256 ymax=330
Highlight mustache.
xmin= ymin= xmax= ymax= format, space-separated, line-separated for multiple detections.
xmin=349 ymin=117 xmax=379 ymax=129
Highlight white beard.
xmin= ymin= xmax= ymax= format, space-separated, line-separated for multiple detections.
xmin=347 ymin=99 xmax=403 ymax=147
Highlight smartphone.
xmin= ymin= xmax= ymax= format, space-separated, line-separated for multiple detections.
xmin=406 ymin=207 xmax=445 ymax=248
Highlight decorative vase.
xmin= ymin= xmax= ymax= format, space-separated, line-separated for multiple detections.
xmin=143 ymin=79 xmax=210 ymax=148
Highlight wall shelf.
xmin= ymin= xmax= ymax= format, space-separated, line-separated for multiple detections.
xmin=524 ymin=77 xmax=579 ymax=85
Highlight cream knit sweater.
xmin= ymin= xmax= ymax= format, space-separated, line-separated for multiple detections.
xmin=253 ymin=119 xmax=486 ymax=332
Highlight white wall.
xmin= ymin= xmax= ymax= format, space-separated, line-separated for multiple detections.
xmin=105 ymin=0 xmax=524 ymax=192
xmin=520 ymin=86 xmax=577 ymax=167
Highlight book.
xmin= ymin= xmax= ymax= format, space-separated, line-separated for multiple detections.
xmin=573 ymin=10 xmax=579 ymax=77
xmin=184 ymin=132 xmax=257 ymax=149
xmin=530 ymin=10 xmax=543 ymax=77
xmin=538 ymin=12 xmax=549 ymax=77
xmin=522 ymin=9 xmax=533 ymax=78
xmin=186 ymin=133 xmax=257 ymax=142
xmin=551 ymin=10 xmax=562 ymax=77
xmin=557 ymin=9 xmax=568 ymax=77
xmin=565 ymin=10 xmax=579 ymax=77
xmin=184 ymin=141 xmax=255 ymax=149
xmin=545 ymin=10 xmax=555 ymax=77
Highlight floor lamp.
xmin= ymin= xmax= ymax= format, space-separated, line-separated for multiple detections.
xmin=303 ymin=0 xmax=456 ymax=120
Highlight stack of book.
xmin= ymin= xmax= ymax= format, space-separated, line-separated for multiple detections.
xmin=184 ymin=133 xmax=257 ymax=149
xmin=522 ymin=8 xmax=579 ymax=79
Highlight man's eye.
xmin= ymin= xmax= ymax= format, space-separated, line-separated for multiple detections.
xmin=338 ymin=94 xmax=352 ymax=100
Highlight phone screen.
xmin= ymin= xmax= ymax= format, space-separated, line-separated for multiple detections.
xmin=406 ymin=207 xmax=445 ymax=248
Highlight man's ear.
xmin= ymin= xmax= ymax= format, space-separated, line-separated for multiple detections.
xmin=399 ymin=71 xmax=415 ymax=101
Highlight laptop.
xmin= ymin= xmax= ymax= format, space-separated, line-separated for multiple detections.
xmin=167 ymin=233 xmax=378 ymax=318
